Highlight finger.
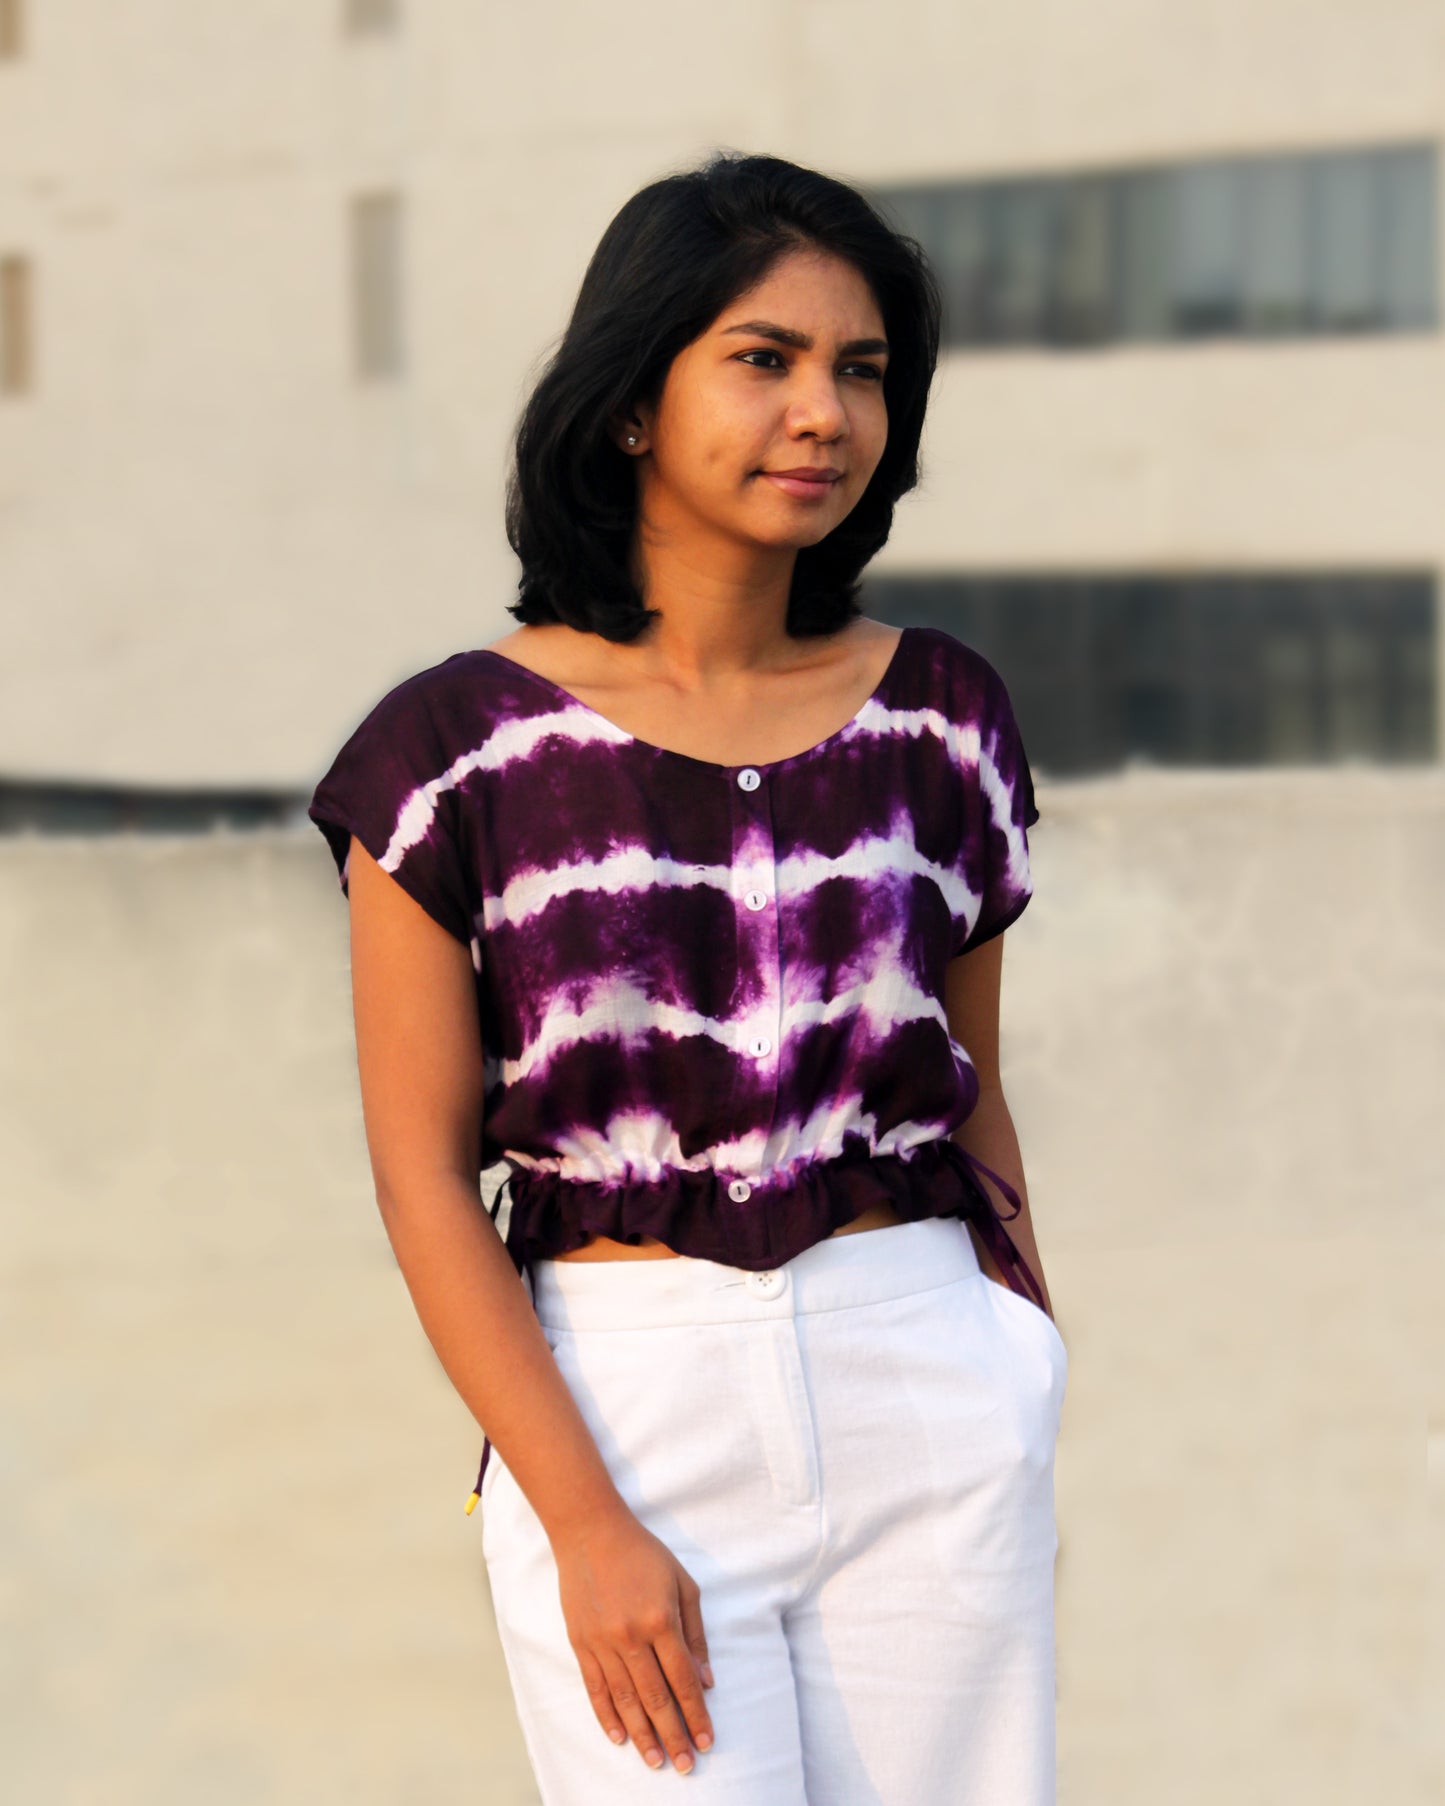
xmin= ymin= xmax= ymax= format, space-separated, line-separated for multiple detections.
xmin=677 ymin=1576 xmax=715 ymax=1690
xmin=572 ymin=1643 xmax=628 ymax=1750
xmin=654 ymin=1625 xmax=714 ymax=1752
xmin=620 ymin=1641 xmax=699 ymax=1774
xmin=597 ymin=1647 xmax=669 ymax=1772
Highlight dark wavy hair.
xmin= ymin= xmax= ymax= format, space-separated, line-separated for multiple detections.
xmin=503 ymin=149 xmax=943 ymax=643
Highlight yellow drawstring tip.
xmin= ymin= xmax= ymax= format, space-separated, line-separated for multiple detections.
xmin=464 ymin=1490 xmax=481 ymax=1516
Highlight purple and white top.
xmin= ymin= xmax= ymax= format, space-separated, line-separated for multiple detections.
xmin=309 ymin=623 xmax=1042 ymax=1504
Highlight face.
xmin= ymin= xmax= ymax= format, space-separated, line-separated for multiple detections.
xmin=616 ymin=246 xmax=891 ymax=557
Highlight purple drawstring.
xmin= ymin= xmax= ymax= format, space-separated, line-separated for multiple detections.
xmin=931 ymin=1136 xmax=1049 ymax=1313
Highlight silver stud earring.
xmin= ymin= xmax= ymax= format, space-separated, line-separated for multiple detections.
xmin=626 ymin=435 xmax=638 ymax=446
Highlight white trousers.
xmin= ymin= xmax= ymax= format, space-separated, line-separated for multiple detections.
xmin=480 ymin=1215 xmax=1067 ymax=1804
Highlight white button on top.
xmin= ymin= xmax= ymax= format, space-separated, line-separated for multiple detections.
xmin=746 ymin=1268 xmax=786 ymax=1301
xmin=743 ymin=889 xmax=769 ymax=912
xmin=748 ymin=1035 xmax=772 ymax=1058
xmin=737 ymin=767 xmax=761 ymax=791
xmin=727 ymin=1178 xmax=752 ymax=1202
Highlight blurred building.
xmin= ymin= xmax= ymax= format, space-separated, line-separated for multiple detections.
xmin=0 ymin=0 xmax=1439 ymax=819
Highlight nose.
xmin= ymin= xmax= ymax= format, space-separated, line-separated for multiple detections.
xmin=785 ymin=367 xmax=848 ymax=441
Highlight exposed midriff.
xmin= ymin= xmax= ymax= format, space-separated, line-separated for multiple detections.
xmin=551 ymin=1197 xmax=909 ymax=1260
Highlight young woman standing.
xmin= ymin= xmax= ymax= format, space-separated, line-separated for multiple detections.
xmin=310 ymin=150 xmax=1062 ymax=1804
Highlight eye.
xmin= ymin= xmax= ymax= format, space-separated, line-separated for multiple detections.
xmin=735 ymin=349 xmax=885 ymax=381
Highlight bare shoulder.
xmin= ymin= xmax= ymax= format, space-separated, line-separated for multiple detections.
xmin=843 ymin=614 xmax=902 ymax=644
xmin=478 ymin=622 xmax=601 ymax=686
xmin=802 ymin=615 xmax=904 ymax=683
xmin=841 ymin=614 xmax=904 ymax=659
xmin=815 ymin=612 xmax=899 ymax=652
xmin=479 ymin=623 xmax=571 ymax=661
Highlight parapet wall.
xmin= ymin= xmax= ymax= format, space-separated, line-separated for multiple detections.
xmin=2 ymin=764 xmax=1438 ymax=1803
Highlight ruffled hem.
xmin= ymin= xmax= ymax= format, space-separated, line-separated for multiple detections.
xmin=501 ymin=1134 xmax=1038 ymax=1293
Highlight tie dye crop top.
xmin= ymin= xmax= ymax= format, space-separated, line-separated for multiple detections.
xmin=308 ymin=622 xmax=1043 ymax=1503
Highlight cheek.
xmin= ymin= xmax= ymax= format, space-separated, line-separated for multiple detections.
xmin=656 ymin=424 xmax=731 ymax=489
xmin=858 ymin=396 xmax=889 ymax=468
xmin=703 ymin=411 xmax=770 ymax=484
xmin=672 ymin=398 xmax=755 ymax=472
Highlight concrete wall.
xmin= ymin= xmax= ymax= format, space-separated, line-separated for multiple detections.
xmin=2 ymin=767 xmax=1438 ymax=1803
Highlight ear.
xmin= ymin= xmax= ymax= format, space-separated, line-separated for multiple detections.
xmin=607 ymin=405 xmax=651 ymax=456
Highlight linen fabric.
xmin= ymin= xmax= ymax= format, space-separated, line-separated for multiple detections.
xmin=481 ymin=1215 xmax=1067 ymax=1804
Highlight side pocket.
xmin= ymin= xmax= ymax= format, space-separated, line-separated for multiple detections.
xmin=983 ymin=1272 xmax=1068 ymax=1371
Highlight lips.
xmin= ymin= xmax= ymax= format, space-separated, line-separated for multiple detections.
xmin=760 ymin=468 xmax=843 ymax=502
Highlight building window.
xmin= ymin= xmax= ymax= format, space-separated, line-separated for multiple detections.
xmin=0 ymin=0 xmax=22 ymax=61
xmin=862 ymin=573 xmax=1437 ymax=776
xmin=1240 ymin=159 xmax=1310 ymax=335
xmin=871 ymin=143 xmax=1438 ymax=349
xmin=1 ymin=254 xmax=33 ymax=395
xmin=0 ymin=783 xmax=307 ymax=836
xmin=350 ymin=192 xmax=405 ymax=381
xmin=344 ymin=0 xmax=399 ymax=34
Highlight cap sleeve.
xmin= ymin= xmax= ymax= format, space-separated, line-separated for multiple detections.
xmin=950 ymin=655 xmax=1040 ymax=959
xmin=307 ymin=671 xmax=476 ymax=950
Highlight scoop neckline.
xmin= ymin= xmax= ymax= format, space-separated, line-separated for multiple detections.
xmin=475 ymin=625 xmax=914 ymax=773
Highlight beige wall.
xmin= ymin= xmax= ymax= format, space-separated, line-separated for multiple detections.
xmin=1 ymin=0 xmax=1442 ymax=785
xmin=2 ymin=768 xmax=1438 ymax=1802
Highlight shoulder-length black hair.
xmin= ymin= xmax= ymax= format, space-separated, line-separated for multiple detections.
xmin=503 ymin=149 xmax=942 ymax=643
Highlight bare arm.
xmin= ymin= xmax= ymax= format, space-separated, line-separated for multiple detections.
xmin=346 ymin=832 xmax=621 ymax=1540
xmin=943 ymin=930 xmax=1055 ymax=1320
xmin=344 ymin=836 xmax=714 ymax=1773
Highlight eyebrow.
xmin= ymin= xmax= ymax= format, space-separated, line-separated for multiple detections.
xmin=719 ymin=319 xmax=890 ymax=357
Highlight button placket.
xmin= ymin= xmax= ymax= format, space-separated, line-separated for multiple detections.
xmin=729 ymin=765 xmax=783 ymax=1181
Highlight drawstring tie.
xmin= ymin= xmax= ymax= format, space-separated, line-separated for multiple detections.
xmin=462 ymin=1139 xmax=1046 ymax=1516
xmin=930 ymin=1136 xmax=1049 ymax=1312
xmin=464 ymin=1165 xmax=533 ymax=1516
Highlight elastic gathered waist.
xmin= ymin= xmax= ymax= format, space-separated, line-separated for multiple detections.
xmin=530 ymin=1214 xmax=984 ymax=1333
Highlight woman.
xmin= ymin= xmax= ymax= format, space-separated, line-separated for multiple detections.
xmin=309 ymin=150 xmax=1063 ymax=1804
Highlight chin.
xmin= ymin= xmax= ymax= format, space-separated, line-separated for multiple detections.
xmin=742 ymin=501 xmax=847 ymax=542
xmin=743 ymin=522 xmax=835 ymax=553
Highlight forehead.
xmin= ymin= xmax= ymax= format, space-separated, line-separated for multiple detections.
xmin=714 ymin=247 xmax=885 ymax=334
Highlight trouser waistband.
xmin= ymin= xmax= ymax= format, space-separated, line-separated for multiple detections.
xmin=529 ymin=1215 xmax=984 ymax=1332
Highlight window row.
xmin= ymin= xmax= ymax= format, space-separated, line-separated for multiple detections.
xmin=0 ymin=784 xmax=306 ymax=836
xmin=0 ymin=0 xmax=21 ymax=60
xmin=0 ymin=3 xmax=401 ymax=57
xmin=345 ymin=0 xmax=400 ymax=34
xmin=1 ymin=191 xmax=406 ymax=398
xmin=3 ymin=575 xmax=1432 ymax=834
xmin=862 ymin=572 xmax=1437 ymax=773
xmin=869 ymin=144 xmax=1438 ymax=348
xmin=7 ymin=142 xmax=1437 ymax=396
